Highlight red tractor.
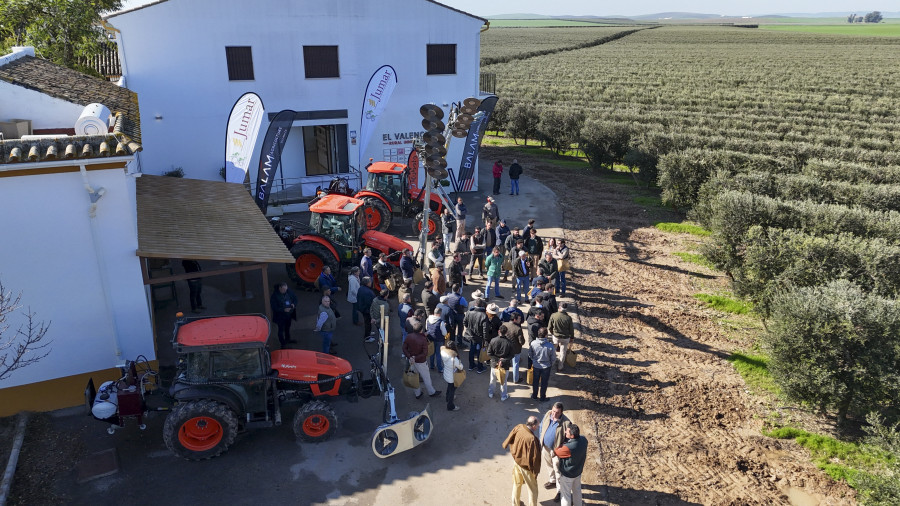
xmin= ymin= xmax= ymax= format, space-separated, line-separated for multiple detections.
xmin=284 ymin=193 xmax=411 ymax=287
xmin=355 ymin=161 xmax=447 ymax=238
xmin=86 ymin=314 xmax=388 ymax=460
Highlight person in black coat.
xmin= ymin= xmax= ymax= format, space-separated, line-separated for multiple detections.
xmin=270 ymin=282 xmax=298 ymax=347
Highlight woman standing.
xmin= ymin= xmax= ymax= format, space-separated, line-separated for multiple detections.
xmin=441 ymin=341 xmax=465 ymax=411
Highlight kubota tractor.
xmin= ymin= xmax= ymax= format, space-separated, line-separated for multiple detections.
xmin=85 ymin=313 xmax=433 ymax=460
xmin=86 ymin=314 xmax=385 ymax=460
xmin=286 ymin=193 xmax=410 ymax=287
xmin=354 ymin=161 xmax=446 ymax=238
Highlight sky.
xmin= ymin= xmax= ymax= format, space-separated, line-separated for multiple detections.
xmin=436 ymin=0 xmax=883 ymax=17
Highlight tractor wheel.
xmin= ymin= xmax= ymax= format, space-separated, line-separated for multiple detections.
xmin=292 ymin=400 xmax=338 ymax=443
xmin=412 ymin=212 xmax=441 ymax=240
xmin=360 ymin=197 xmax=391 ymax=233
xmin=288 ymin=242 xmax=340 ymax=288
xmin=163 ymin=399 xmax=238 ymax=460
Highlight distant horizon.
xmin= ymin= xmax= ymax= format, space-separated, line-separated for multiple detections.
xmin=434 ymin=0 xmax=891 ymax=18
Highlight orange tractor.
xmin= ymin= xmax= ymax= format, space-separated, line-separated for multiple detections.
xmin=283 ymin=193 xmax=410 ymax=287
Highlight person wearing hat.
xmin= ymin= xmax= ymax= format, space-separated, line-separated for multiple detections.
xmin=509 ymin=159 xmax=523 ymax=195
xmin=430 ymin=260 xmax=447 ymax=295
xmin=483 ymin=302 xmax=502 ymax=371
xmin=482 ymin=196 xmax=500 ymax=224
xmin=487 ymin=321 xmax=514 ymax=401
xmin=492 ymin=160 xmax=504 ymax=195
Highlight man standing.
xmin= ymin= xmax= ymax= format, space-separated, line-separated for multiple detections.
xmin=356 ymin=277 xmax=376 ymax=340
xmin=399 ymin=248 xmax=417 ymax=283
xmin=426 ymin=307 xmax=448 ymax=373
xmin=529 ymin=327 xmax=556 ymax=401
xmin=492 ymin=160 xmax=503 ymax=195
xmin=539 ymin=402 xmax=573 ymax=498
xmin=509 ymin=159 xmax=523 ymax=195
xmin=347 ymin=266 xmax=361 ymax=326
xmin=554 ymin=423 xmax=588 ymax=506
xmin=463 ymin=299 xmax=487 ymax=373
xmin=369 ymin=288 xmax=391 ymax=343
xmin=548 ymin=302 xmax=575 ymax=371
xmin=270 ymin=282 xmax=297 ymax=348
xmin=313 ymin=295 xmax=337 ymax=354
xmin=502 ymin=416 xmax=541 ymax=506
xmin=486 ymin=324 xmax=514 ymax=401
xmin=447 ymin=253 xmax=465 ymax=288
xmin=504 ymin=312 xmax=526 ymax=383
xmin=445 ymin=284 xmax=467 ymax=347
xmin=441 ymin=208 xmax=456 ymax=253
xmin=454 ymin=197 xmax=467 ymax=239
xmin=182 ymin=259 xmax=204 ymax=314
xmin=484 ymin=246 xmax=504 ymax=300
xmin=402 ymin=319 xmax=441 ymax=399
xmin=482 ymin=196 xmax=500 ymax=224
xmin=398 ymin=293 xmax=414 ymax=344
xmin=360 ymin=247 xmax=374 ymax=280
xmin=525 ymin=228 xmax=544 ymax=278
xmin=468 ymin=226 xmax=486 ymax=277
xmin=514 ymin=251 xmax=532 ymax=302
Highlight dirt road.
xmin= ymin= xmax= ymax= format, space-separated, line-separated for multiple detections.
xmin=482 ymin=146 xmax=856 ymax=506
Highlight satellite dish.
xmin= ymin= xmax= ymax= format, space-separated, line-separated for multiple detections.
xmin=419 ymin=104 xmax=444 ymax=120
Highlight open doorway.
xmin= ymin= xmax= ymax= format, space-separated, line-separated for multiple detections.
xmin=304 ymin=124 xmax=349 ymax=175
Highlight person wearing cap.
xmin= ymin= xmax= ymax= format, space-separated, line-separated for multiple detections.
xmin=482 ymin=196 xmax=500 ymax=224
xmin=436 ymin=293 xmax=454 ymax=333
xmin=454 ymin=197 xmax=467 ymax=240
xmin=484 ymin=246 xmax=505 ymax=300
xmin=492 ymin=159 xmax=503 ymax=195
xmin=508 ymin=159 xmax=523 ymax=195
xmin=487 ymin=320 xmax=514 ymax=401
xmin=463 ymin=296 xmax=488 ymax=373
xmin=430 ymin=261 xmax=447 ymax=295
xmin=468 ymin=226 xmax=486 ymax=277
xmin=514 ymin=250 xmax=532 ymax=302
xmin=503 ymin=415 xmax=541 ymax=506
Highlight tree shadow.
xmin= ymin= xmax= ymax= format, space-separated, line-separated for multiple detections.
xmin=582 ymin=483 xmax=701 ymax=505
xmin=624 ymin=258 xmax=718 ymax=280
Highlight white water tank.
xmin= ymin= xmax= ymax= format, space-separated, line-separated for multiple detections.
xmin=75 ymin=103 xmax=111 ymax=136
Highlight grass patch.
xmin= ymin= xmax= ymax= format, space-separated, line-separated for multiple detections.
xmin=727 ymin=351 xmax=780 ymax=395
xmin=672 ymin=251 xmax=715 ymax=270
xmin=762 ymin=23 xmax=900 ymax=37
xmin=633 ymin=196 xmax=662 ymax=207
xmin=764 ymin=426 xmax=894 ymax=484
xmin=654 ymin=222 xmax=711 ymax=236
xmin=694 ymin=293 xmax=752 ymax=314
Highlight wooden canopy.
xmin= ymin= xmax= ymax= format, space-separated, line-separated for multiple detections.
xmin=135 ymin=174 xmax=294 ymax=263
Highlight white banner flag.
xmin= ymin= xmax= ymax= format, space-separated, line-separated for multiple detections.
xmin=359 ymin=65 xmax=398 ymax=168
xmin=225 ymin=92 xmax=265 ymax=183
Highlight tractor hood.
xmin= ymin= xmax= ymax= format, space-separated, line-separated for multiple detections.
xmin=363 ymin=230 xmax=411 ymax=258
xmin=270 ymin=349 xmax=353 ymax=381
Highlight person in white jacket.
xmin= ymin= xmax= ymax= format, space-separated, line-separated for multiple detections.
xmin=347 ymin=266 xmax=360 ymax=325
xmin=441 ymin=341 xmax=465 ymax=411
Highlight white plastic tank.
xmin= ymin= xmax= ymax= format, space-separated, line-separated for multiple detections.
xmin=75 ymin=103 xmax=111 ymax=136
xmin=91 ymin=380 xmax=119 ymax=419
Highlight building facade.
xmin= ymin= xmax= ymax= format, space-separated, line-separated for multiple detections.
xmin=107 ymin=0 xmax=487 ymax=201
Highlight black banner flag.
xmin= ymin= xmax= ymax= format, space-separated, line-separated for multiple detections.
xmin=457 ymin=95 xmax=498 ymax=191
xmin=254 ymin=110 xmax=295 ymax=212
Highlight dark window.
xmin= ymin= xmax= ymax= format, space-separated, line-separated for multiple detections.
xmin=303 ymin=46 xmax=340 ymax=78
xmin=427 ymin=44 xmax=456 ymax=75
xmin=225 ymin=46 xmax=254 ymax=81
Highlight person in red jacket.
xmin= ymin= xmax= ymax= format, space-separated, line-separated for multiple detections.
xmin=492 ymin=159 xmax=503 ymax=195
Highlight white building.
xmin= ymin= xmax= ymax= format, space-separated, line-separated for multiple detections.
xmin=0 ymin=47 xmax=152 ymax=414
xmin=106 ymin=0 xmax=488 ymax=199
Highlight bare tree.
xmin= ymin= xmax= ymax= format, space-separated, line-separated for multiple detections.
xmin=0 ymin=279 xmax=51 ymax=382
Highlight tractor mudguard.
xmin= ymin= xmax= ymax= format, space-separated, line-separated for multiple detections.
xmin=354 ymin=191 xmax=393 ymax=213
xmin=292 ymin=234 xmax=340 ymax=263
xmin=362 ymin=230 xmax=411 ymax=262
xmin=169 ymin=383 xmax=244 ymax=416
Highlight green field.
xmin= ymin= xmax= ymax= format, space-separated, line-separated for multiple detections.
xmin=762 ymin=22 xmax=900 ymax=37
xmin=487 ymin=19 xmax=625 ymax=27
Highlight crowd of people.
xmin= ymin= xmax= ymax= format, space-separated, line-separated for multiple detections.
xmin=273 ymin=166 xmax=585 ymax=505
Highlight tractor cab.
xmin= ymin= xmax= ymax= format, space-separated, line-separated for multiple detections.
xmin=364 ymin=161 xmax=410 ymax=208
xmin=308 ymin=194 xmax=367 ymax=249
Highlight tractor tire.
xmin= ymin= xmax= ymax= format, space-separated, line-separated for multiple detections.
xmin=288 ymin=241 xmax=340 ymax=288
xmin=292 ymin=400 xmax=338 ymax=443
xmin=412 ymin=212 xmax=441 ymax=240
xmin=360 ymin=196 xmax=392 ymax=233
xmin=163 ymin=399 xmax=238 ymax=460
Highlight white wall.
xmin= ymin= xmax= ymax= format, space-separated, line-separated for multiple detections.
xmin=0 ymin=81 xmax=84 ymax=130
xmin=0 ymin=168 xmax=154 ymax=387
xmin=110 ymin=0 xmax=483 ymax=189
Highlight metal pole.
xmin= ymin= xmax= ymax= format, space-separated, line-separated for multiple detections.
xmin=419 ymin=171 xmax=432 ymax=267
xmin=382 ymin=313 xmax=389 ymax=373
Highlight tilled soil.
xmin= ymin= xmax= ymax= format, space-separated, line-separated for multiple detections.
xmin=482 ymin=146 xmax=856 ymax=506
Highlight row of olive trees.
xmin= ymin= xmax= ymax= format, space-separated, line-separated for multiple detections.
xmin=488 ymin=100 xmax=688 ymax=186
